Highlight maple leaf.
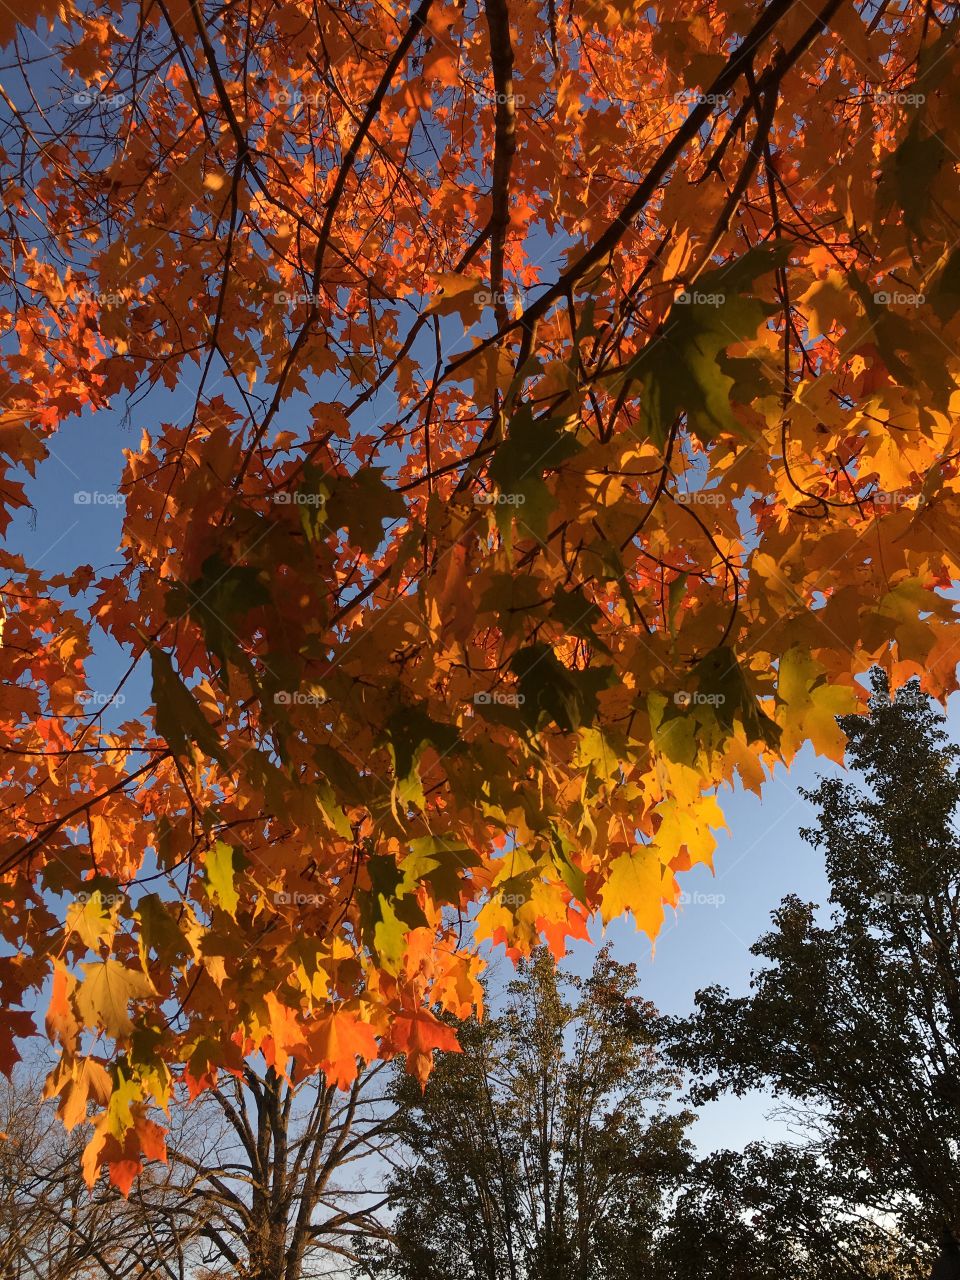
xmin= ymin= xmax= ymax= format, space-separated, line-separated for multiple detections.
xmin=82 ymin=1109 xmax=167 ymax=1194
xmin=424 ymin=272 xmax=487 ymax=322
xmin=45 ymin=963 xmax=81 ymax=1051
xmin=205 ymin=841 xmax=240 ymax=919
xmin=66 ymin=888 xmax=119 ymax=951
xmin=45 ymin=1055 xmax=113 ymax=1130
xmin=151 ymin=650 xmax=226 ymax=765
xmin=599 ymin=847 xmax=671 ymax=938
xmin=777 ymin=649 xmax=858 ymax=763
xmin=308 ymin=1009 xmax=378 ymax=1091
xmin=389 ymin=1008 xmax=462 ymax=1087
xmin=75 ymin=960 xmax=156 ymax=1039
xmin=617 ymin=245 xmax=789 ymax=446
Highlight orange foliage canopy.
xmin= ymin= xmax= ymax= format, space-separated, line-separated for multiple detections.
xmin=0 ymin=0 xmax=958 ymax=1189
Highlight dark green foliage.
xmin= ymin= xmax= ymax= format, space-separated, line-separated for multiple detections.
xmin=668 ymin=670 xmax=960 ymax=1269
xmin=357 ymin=948 xmax=692 ymax=1280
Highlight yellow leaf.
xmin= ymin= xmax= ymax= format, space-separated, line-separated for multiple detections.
xmin=76 ymin=960 xmax=156 ymax=1038
xmin=205 ymin=841 xmax=239 ymax=919
xmin=599 ymin=847 xmax=669 ymax=938
xmin=798 ymin=270 xmax=861 ymax=339
xmin=66 ymin=889 xmax=118 ymax=951
xmin=777 ymin=648 xmax=856 ymax=763
xmin=44 ymin=1056 xmax=112 ymax=1130
xmin=423 ymin=272 xmax=486 ymax=323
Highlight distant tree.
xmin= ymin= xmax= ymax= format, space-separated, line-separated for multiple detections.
xmin=667 ymin=670 xmax=960 ymax=1271
xmin=165 ymin=1060 xmax=395 ymax=1280
xmin=355 ymin=947 xmax=693 ymax=1280
xmin=0 ymin=1068 xmax=187 ymax=1279
xmin=657 ymin=1141 xmax=922 ymax=1280
xmin=0 ymin=1056 xmax=394 ymax=1280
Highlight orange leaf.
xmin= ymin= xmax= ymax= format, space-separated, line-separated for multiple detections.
xmin=390 ymin=1008 xmax=461 ymax=1087
xmin=307 ymin=1009 xmax=378 ymax=1091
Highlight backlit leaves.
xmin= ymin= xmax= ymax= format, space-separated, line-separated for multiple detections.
xmin=0 ymin=0 xmax=957 ymax=1198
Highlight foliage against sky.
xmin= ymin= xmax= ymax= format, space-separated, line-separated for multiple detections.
xmin=0 ymin=0 xmax=958 ymax=1190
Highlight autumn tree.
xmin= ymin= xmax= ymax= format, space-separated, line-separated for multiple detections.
xmin=160 ymin=1059 xmax=396 ymax=1280
xmin=1 ymin=0 xmax=960 ymax=1188
xmin=667 ymin=673 xmax=960 ymax=1267
xmin=0 ymin=1067 xmax=192 ymax=1278
xmin=355 ymin=947 xmax=693 ymax=1280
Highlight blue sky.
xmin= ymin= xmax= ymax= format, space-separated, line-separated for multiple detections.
xmin=570 ymin=746 xmax=836 ymax=1154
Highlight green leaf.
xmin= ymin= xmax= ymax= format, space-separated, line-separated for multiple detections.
xmin=549 ymin=586 xmax=611 ymax=654
xmin=860 ymin=291 xmax=956 ymax=412
xmin=136 ymin=893 xmax=190 ymax=964
xmin=550 ymin=834 xmax=587 ymax=904
xmin=180 ymin=554 xmax=271 ymax=673
xmin=403 ymin=837 xmax=480 ymax=903
xmin=313 ymin=743 xmax=367 ymax=806
xmin=357 ymin=853 xmax=428 ymax=973
xmin=488 ymin=405 xmax=583 ymax=542
xmin=383 ymin=705 xmax=463 ymax=809
xmin=477 ymin=572 xmax=547 ymax=638
xmin=326 ymin=467 xmax=407 ymax=553
xmin=151 ymin=650 xmax=226 ymax=765
xmin=315 ymin=777 xmax=353 ymax=838
xmin=510 ymin=643 xmax=614 ymax=734
xmin=932 ymin=246 xmax=960 ymax=322
xmin=617 ymin=243 xmax=788 ymax=447
xmin=693 ymin=646 xmax=781 ymax=749
xmin=668 ymin=572 xmax=688 ymax=635
xmin=658 ymin=646 xmax=780 ymax=755
xmin=879 ymin=119 xmax=947 ymax=236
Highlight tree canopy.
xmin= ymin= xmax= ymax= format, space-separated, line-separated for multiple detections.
xmin=356 ymin=948 xmax=693 ymax=1280
xmin=668 ymin=672 xmax=960 ymax=1265
xmin=357 ymin=943 xmax=924 ymax=1280
xmin=1 ymin=0 xmax=959 ymax=1189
